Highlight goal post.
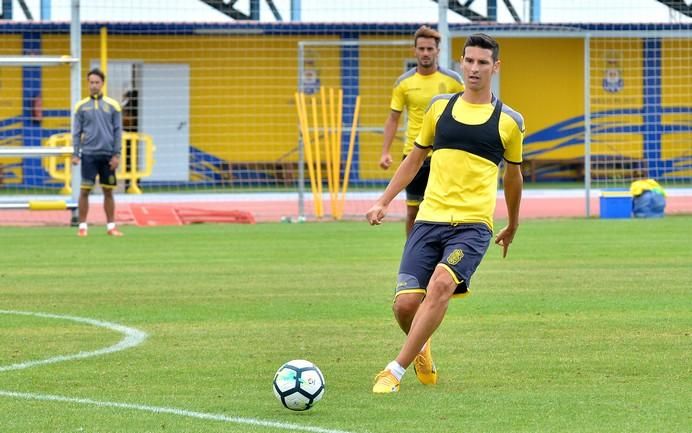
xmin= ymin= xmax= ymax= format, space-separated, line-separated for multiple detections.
xmin=0 ymin=56 xmax=78 ymax=66
xmin=0 ymin=145 xmax=76 ymax=211
xmin=0 ymin=0 xmax=82 ymax=225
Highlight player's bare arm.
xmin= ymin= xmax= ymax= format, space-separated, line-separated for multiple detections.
xmin=495 ymin=162 xmax=523 ymax=257
xmin=380 ymin=110 xmax=402 ymax=169
xmin=367 ymin=146 xmax=427 ymax=225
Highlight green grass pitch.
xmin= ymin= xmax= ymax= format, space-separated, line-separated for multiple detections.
xmin=1 ymin=217 xmax=690 ymax=433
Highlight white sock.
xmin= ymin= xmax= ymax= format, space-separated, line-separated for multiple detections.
xmin=385 ymin=361 xmax=406 ymax=381
xmin=107 ymin=222 xmax=116 ymax=231
xmin=79 ymin=223 xmax=88 ymax=230
xmin=420 ymin=341 xmax=427 ymax=352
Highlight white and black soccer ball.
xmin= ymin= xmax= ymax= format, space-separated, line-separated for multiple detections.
xmin=272 ymin=359 xmax=325 ymax=411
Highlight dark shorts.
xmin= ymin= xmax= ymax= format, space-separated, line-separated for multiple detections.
xmin=396 ymin=222 xmax=492 ymax=298
xmin=81 ymin=154 xmax=117 ymax=189
xmin=404 ymin=156 xmax=430 ymax=206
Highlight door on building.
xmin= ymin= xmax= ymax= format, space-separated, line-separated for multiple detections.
xmin=141 ymin=63 xmax=190 ymax=182
xmin=93 ymin=61 xmax=190 ymax=183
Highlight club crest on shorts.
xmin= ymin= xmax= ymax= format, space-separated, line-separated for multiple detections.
xmin=446 ymin=249 xmax=464 ymax=265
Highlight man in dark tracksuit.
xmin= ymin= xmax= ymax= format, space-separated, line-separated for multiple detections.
xmin=71 ymin=68 xmax=123 ymax=237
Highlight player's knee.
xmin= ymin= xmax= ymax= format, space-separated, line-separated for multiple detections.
xmin=425 ymin=279 xmax=456 ymax=304
xmin=393 ymin=294 xmax=421 ymax=319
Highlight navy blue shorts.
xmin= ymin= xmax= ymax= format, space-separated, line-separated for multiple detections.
xmin=81 ymin=154 xmax=117 ymax=189
xmin=396 ymin=222 xmax=492 ymax=298
xmin=404 ymin=156 xmax=430 ymax=206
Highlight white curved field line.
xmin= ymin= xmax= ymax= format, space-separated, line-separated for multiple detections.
xmin=0 ymin=310 xmax=359 ymax=433
xmin=0 ymin=390 xmax=356 ymax=433
xmin=0 ymin=310 xmax=148 ymax=372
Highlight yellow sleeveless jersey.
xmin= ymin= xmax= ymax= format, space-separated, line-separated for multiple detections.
xmin=414 ymin=93 xmax=525 ymax=230
xmin=390 ymin=67 xmax=464 ymax=155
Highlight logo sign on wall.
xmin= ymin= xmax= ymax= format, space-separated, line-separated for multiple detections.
xmin=301 ymin=52 xmax=321 ymax=95
xmin=603 ymin=51 xmax=624 ymax=93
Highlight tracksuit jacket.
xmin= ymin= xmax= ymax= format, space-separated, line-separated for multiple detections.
xmin=72 ymin=94 xmax=122 ymax=158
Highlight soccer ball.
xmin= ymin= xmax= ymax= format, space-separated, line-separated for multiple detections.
xmin=272 ymin=359 xmax=325 ymax=411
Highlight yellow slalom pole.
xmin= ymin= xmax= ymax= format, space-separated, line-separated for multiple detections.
xmin=310 ymin=96 xmax=324 ymax=218
xmin=100 ymin=26 xmax=108 ymax=96
xmin=339 ymin=95 xmax=361 ymax=220
xmin=294 ymin=92 xmax=319 ymax=217
xmin=296 ymin=92 xmax=319 ymax=216
xmin=329 ymin=88 xmax=338 ymax=218
xmin=329 ymin=89 xmax=338 ymax=219
xmin=319 ymin=87 xmax=336 ymax=217
xmin=334 ymin=88 xmax=344 ymax=218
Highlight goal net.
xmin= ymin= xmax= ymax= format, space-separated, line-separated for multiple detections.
xmin=589 ymin=26 xmax=692 ymax=192
xmin=0 ymin=1 xmax=690 ymax=225
xmin=0 ymin=17 xmax=78 ymax=225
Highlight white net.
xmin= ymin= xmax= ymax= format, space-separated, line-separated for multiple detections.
xmin=589 ymin=27 xmax=692 ymax=190
xmin=0 ymin=17 xmax=75 ymax=225
xmin=0 ymin=0 xmax=690 ymax=225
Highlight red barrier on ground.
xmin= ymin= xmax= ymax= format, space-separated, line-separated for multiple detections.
xmin=129 ymin=204 xmax=255 ymax=226
xmin=130 ymin=204 xmax=182 ymax=226
xmin=175 ymin=207 xmax=255 ymax=225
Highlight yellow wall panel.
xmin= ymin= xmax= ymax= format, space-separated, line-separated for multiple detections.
xmin=0 ymin=36 xmax=23 ymax=122
xmin=44 ymin=34 xmax=342 ymax=164
xmin=500 ymin=38 xmax=584 ymax=141
xmin=358 ymin=39 xmax=412 ymax=180
xmin=662 ymin=39 xmax=692 ymax=108
xmin=3 ymin=31 xmax=690 ymax=184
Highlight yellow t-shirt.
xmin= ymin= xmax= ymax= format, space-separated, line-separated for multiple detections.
xmin=414 ymin=94 xmax=525 ymax=229
xmin=390 ymin=67 xmax=464 ymax=155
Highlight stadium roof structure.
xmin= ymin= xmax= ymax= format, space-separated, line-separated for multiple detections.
xmin=0 ymin=21 xmax=690 ymax=35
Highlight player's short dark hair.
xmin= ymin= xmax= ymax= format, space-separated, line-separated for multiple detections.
xmin=87 ymin=68 xmax=106 ymax=82
xmin=414 ymin=25 xmax=441 ymax=48
xmin=463 ymin=33 xmax=500 ymax=61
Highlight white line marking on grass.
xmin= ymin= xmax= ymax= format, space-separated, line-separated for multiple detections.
xmin=0 ymin=311 xmax=365 ymax=433
xmin=0 ymin=391 xmax=359 ymax=433
xmin=0 ymin=310 xmax=148 ymax=372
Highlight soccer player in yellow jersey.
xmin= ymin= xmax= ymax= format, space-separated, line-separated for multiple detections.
xmin=379 ymin=27 xmax=464 ymax=387
xmin=367 ymin=33 xmax=524 ymax=393
xmin=379 ymin=26 xmax=464 ymax=237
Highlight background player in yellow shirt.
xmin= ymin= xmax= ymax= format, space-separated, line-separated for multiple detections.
xmin=379 ymin=25 xmax=464 ymax=237
xmin=367 ymin=33 xmax=524 ymax=393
